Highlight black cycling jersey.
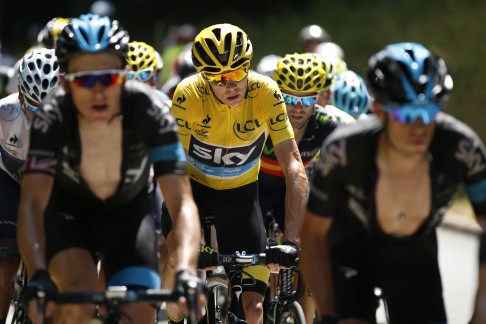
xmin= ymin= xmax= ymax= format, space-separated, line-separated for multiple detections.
xmin=307 ymin=113 xmax=486 ymax=323
xmin=23 ymin=81 xmax=186 ymax=289
xmin=259 ymin=104 xmax=352 ymax=229
xmin=24 ymin=81 xmax=186 ymax=209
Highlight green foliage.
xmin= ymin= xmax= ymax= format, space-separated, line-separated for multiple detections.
xmin=248 ymin=0 xmax=486 ymax=141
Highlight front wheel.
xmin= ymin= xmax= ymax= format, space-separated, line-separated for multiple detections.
xmin=275 ymin=301 xmax=305 ymax=324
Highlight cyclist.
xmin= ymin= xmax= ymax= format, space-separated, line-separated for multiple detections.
xmin=255 ymin=54 xmax=282 ymax=78
xmin=315 ymin=41 xmax=345 ymax=60
xmin=17 ymin=14 xmax=204 ymax=323
xmin=298 ymin=24 xmax=332 ymax=53
xmin=37 ymin=17 xmax=70 ymax=49
xmin=0 ymin=47 xmax=59 ymax=324
xmin=329 ymin=70 xmax=371 ymax=120
xmin=259 ymin=53 xmax=354 ymax=323
xmin=4 ymin=17 xmax=69 ymax=98
xmin=162 ymin=23 xmax=306 ymax=324
xmin=161 ymin=43 xmax=197 ymax=100
xmin=126 ymin=40 xmax=172 ymax=106
xmin=301 ymin=42 xmax=486 ymax=324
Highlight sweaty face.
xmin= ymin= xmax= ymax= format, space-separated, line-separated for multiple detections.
xmin=282 ymin=90 xmax=318 ymax=130
xmin=206 ymin=67 xmax=249 ymax=108
xmin=64 ymin=52 xmax=125 ymax=123
xmin=374 ymin=102 xmax=436 ymax=157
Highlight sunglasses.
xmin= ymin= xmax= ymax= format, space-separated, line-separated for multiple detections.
xmin=127 ymin=68 xmax=154 ymax=82
xmin=204 ymin=66 xmax=249 ymax=87
xmin=23 ymin=96 xmax=40 ymax=113
xmin=64 ymin=69 xmax=125 ymax=88
xmin=383 ymin=102 xmax=444 ymax=125
xmin=282 ymin=93 xmax=318 ymax=108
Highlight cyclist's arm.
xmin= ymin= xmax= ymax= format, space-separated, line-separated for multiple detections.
xmin=17 ymin=173 xmax=54 ymax=275
xmin=274 ymin=138 xmax=308 ymax=245
xmin=473 ymin=215 xmax=486 ymax=323
xmin=300 ymin=210 xmax=335 ymax=318
xmin=158 ymin=174 xmax=200 ymax=274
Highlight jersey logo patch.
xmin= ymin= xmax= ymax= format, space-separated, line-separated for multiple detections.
xmin=318 ymin=139 xmax=347 ymax=176
xmin=455 ymin=139 xmax=486 ymax=176
xmin=0 ymin=103 xmax=21 ymax=121
xmin=187 ymin=132 xmax=266 ymax=179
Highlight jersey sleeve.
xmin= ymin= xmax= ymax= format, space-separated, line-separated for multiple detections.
xmin=134 ymin=88 xmax=187 ymax=177
xmin=170 ymin=80 xmax=198 ymax=151
xmin=262 ymin=80 xmax=294 ymax=146
xmin=23 ymin=93 xmax=63 ymax=176
xmin=307 ymin=137 xmax=347 ymax=217
xmin=457 ymin=127 xmax=486 ymax=216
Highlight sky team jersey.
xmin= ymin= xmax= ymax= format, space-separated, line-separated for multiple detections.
xmin=259 ymin=104 xmax=354 ymax=187
xmin=171 ymin=71 xmax=294 ymax=190
xmin=0 ymin=93 xmax=31 ymax=184
xmin=24 ymin=81 xmax=186 ymax=206
xmin=307 ymin=113 xmax=486 ymax=243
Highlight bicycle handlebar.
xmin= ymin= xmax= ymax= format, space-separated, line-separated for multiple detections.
xmin=35 ymin=286 xmax=197 ymax=324
xmin=50 ymin=287 xmax=179 ymax=305
xmin=217 ymin=252 xmax=266 ymax=266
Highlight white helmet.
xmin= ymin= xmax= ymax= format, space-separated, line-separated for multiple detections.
xmin=17 ymin=48 xmax=60 ymax=106
xmin=256 ymin=54 xmax=282 ymax=78
xmin=315 ymin=41 xmax=345 ymax=60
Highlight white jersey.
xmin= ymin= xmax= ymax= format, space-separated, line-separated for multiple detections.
xmin=0 ymin=93 xmax=31 ymax=184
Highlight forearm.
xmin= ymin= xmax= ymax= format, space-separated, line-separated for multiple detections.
xmin=283 ymin=161 xmax=308 ymax=245
xmin=17 ymin=206 xmax=46 ymax=275
xmin=171 ymin=200 xmax=200 ymax=274
xmin=473 ymin=222 xmax=486 ymax=323
xmin=301 ymin=232 xmax=335 ymax=317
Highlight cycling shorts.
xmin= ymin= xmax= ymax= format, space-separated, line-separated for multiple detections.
xmin=0 ymin=169 xmax=20 ymax=240
xmin=161 ymin=180 xmax=269 ymax=295
xmin=45 ymin=188 xmax=160 ymax=289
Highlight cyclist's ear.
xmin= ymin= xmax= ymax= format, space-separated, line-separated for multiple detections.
xmin=372 ymin=101 xmax=385 ymax=122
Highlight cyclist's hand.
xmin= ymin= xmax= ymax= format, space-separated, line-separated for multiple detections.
xmin=174 ymin=270 xmax=208 ymax=319
xmin=197 ymin=244 xmax=219 ymax=270
xmin=23 ymin=269 xmax=57 ymax=323
xmin=265 ymin=242 xmax=299 ymax=269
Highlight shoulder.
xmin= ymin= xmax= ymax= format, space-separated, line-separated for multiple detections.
xmin=247 ymin=71 xmax=281 ymax=95
xmin=172 ymin=74 xmax=210 ymax=108
xmin=434 ymin=112 xmax=481 ymax=140
xmin=31 ymin=86 xmax=71 ymax=134
xmin=315 ymin=104 xmax=356 ymax=125
xmin=0 ymin=93 xmax=21 ymax=121
xmin=322 ymin=115 xmax=381 ymax=152
xmin=122 ymin=81 xmax=172 ymax=118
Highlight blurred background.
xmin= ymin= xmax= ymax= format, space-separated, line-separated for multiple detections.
xmin=1 ymin=0 xmax=485 ymax=141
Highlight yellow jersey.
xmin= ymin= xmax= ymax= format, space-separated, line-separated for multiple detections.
xmin=171 ymin=71 xmax=294 ymax=190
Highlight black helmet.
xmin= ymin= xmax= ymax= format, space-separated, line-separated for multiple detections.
xmin=37 ymin=17 xmax=70 ymax=49
xmin=366 ymin=42 xmax=452 ymax=105
xmin=56 ymin=14 xmax=129 ymax=65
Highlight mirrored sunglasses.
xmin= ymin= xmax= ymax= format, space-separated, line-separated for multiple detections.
xmin=127 ymin=68 xmax=154 ymax=82
xmin=282 ymin=93 xmax=318 ymax=108
xmin=383 ymin=102 xmax=444 ymax=125
xmin=204 ymin=67 xmax=248 ymax=87
xmin=64 ymin=69 xmax=125 ymax=88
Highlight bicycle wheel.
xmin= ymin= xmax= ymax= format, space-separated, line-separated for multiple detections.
xmin=275 ymin=301 xmax=305 ymax=324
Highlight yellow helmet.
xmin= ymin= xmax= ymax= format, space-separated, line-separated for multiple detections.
xmin=273 ymin=53 xmax=329 ymax=93
xmin=127 ymin=41 xmax=158 ymax=72
xmin=191 ymin=23 xmax=253 ymax=74
xmin=37 ymin=17 xmax=70 ymax=49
